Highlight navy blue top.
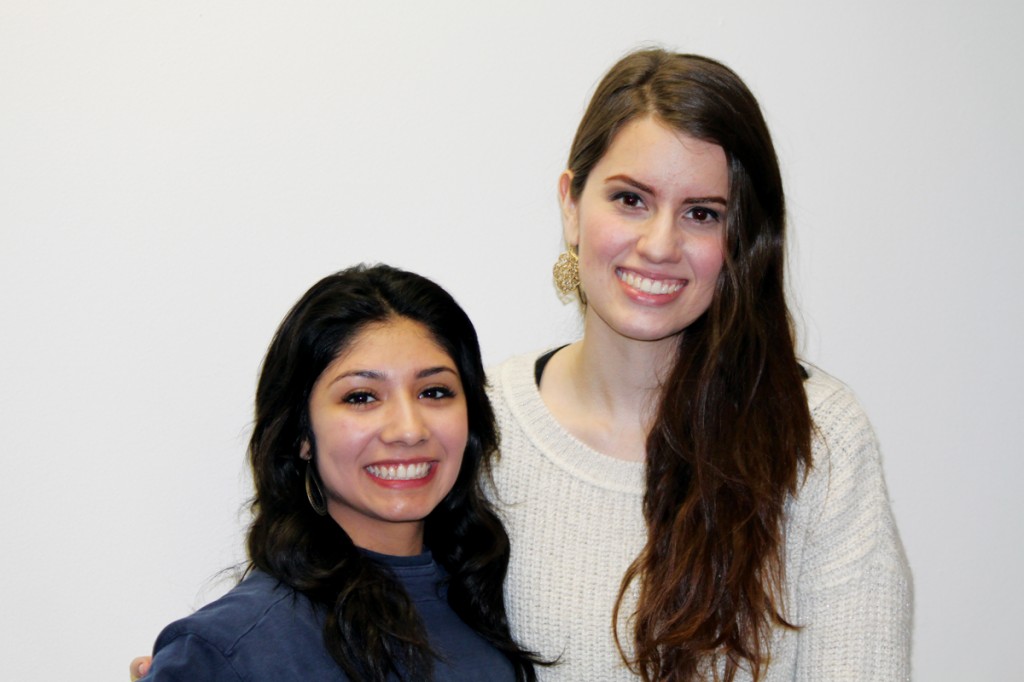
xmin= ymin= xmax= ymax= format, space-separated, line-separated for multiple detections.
xmin=143 ymin=551 xmax=516 ymax=681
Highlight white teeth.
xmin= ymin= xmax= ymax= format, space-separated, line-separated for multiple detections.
xmin=618 ymin=270 xmax=683 ymax=294
xmin=366 ymin=462 xmax=432 ymax=481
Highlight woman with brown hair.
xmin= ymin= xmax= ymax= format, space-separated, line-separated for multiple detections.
xmin=486 ymin=48 xmax=911 ymax=681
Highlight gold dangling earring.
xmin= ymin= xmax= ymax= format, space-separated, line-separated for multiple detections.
xmin=552 ymin=248 xmax=580 ymax=295
xmin=304 ymin=460 xmax=328 ymax=516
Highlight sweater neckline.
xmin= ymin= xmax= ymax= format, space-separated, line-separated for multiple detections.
xmin=501 ymin=350 xmax=645 ymax=494
xmin=360 ymin=547 xmax=434 ymax=568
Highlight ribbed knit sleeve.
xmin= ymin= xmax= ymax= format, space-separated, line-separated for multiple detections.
xmin=770 ymin=368 xmax=913 ymax=682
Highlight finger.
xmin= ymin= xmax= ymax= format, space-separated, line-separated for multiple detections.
xmin=129 ymin=656 xmax=151 ymax=681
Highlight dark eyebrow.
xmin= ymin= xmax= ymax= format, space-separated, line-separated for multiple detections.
xmin=605 ymin=174 xmax=656 ymax=195
xmin=685 ymin=196 xmax=728 ymax=206
xmin=326 ymin=366 xmax=457 ymax=387
xmin=417 ymin=366 xmax=459 ymax=380
xmin=340 ymin=369 xmax=383 ymax=380
xmin=605 ymin=174 xmax=727 ymax=206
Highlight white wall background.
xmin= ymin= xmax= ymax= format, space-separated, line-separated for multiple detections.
xmin=2 ymin=1 xmax=1021 ymax=679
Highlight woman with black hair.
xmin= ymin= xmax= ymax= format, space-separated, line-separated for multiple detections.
xmin=138 ymin=264 xmax=539 ymax=681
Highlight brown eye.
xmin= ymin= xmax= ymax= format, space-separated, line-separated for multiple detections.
xmin=420 ymin=386 xmax=455 ymax=400
xmin=613 ymin=191 xmax=644 ymax=209
xmin=685 ymin=206 xmax=720 ymax=223
xmin=343 ymin=391 xmax=377 ymax=405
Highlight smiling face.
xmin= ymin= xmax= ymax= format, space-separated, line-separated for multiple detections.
xmin=560 ymin=115 xmax=728 ymax=346
xmin=303 ymin=316 xmax=468 ymax=555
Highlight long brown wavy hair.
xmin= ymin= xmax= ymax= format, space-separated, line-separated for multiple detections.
xmin=566 ymin=50 xmax=814 ymax=681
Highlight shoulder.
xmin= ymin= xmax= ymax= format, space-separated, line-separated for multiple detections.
xmin=802 ymin=364 xmax=878 ymax=458
xmin=154 ymin=571 xmax=301 ymax=652
xmin=487 ymin=350 xmax=545 ymax=394
xmin=803 ymin=364 xmax=865 ymax=420
xmin=150 ymin=571 xmax=332 ymax=679
xmin=486 ymin=349 xmax=549 ymax=421
xmin=792 ymin=365 xmax=897 ymax=547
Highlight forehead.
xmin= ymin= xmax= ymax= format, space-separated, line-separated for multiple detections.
xmin=596 ymin=116 xmax=728 ymax=190
xmin=333 ymin=317 xmax=453 ymax=369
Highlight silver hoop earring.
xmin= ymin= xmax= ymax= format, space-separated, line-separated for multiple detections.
xmin=304 ymin=460 xmax=328 ymax=516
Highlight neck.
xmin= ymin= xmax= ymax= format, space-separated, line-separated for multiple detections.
xmin=330 ymin=510 xmax=425 ymax=557
xmin=539 ymin=318 xmax=680 ymax=461
xmin=580 ymin=320 xmax=678 ymax=393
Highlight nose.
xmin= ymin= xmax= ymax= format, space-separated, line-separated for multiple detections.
xmin=635 ymin=211 xmax=682 ymax=263
xmin=381 ymin=395 xmax=430 ymax=446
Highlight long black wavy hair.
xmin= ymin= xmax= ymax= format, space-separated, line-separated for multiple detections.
xmin=245 ymin=263 xmax=538 ymax=681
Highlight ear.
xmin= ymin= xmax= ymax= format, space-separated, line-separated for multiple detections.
xmin=299 ymin=440 xmax=311 ymax=461
xmin=558 ymin=170 xmax=580 ymax=248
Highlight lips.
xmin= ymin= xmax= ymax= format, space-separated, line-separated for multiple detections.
xmin=616 ymin=268 xmax=685 ymax=295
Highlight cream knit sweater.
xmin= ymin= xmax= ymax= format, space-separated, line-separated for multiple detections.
xmin=487 ymin=351 xmax=912 ymax=681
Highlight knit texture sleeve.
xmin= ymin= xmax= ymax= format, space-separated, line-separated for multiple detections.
xmin=785 ymin=372 xmax=913 ymax=682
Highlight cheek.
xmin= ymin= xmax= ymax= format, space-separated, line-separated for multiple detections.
xmin=313 ymin=418 xmax=370 ymax=463
xmin=690 ymin=234 xmax=726 ymax=280
xmin=440 ymin=420 xmax=469 ymax=462
xmin=435 ymin=414 xmax=469 ymax=474
xmin=578 ymin=213 xmax=629 ymax=271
